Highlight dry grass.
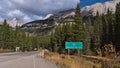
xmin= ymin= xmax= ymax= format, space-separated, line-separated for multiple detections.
xmin=44 ymin=51 xmax=95 ymax=68
xmin=43 ymin=50 xmax=120 ymax=68
xmin=82 ymin=55 xmax=120 ymax=68
xmin=0 ymin=49 xmax=12 ymax=53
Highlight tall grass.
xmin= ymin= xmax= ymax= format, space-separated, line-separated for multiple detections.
xmin=44 ymin=52 xmax=96 ymax=68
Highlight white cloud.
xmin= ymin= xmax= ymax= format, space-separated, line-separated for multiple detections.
xmin=8 ymin=10 xmax=24 ymax=17
xmin=0 ymin=17 xmax=3 ymax=21
xmin=23 ymin=16 xmax=31 ymax=22
xmin=0 ymin=0 xmax=80 ymax=25
xmin=33 ymin=15 xmax=43 ymax=20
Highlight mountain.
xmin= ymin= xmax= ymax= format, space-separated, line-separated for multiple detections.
xmin=8 ymin=18 xmax=21 ymax=27
xmin=21 ymin=0 xmax=120 ymax=35
xmin=0 ymin=18 xmax=20 ymax=28
xmin=21 ymin=9 xmax=75 ymax=35
xmin=81 ymin=0 xmax=120 ymax=16
xmin=43 ymin=14 xmax=53 ymax=20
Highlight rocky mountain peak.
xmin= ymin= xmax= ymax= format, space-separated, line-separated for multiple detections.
xmin=8 ymin=18 xmax=20 ymax=27
xmin=81 ymin=0 xmax=120 ymax=16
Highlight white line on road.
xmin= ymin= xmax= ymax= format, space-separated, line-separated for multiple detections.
xmin=33 ymin=56 xmax=36 ymax=68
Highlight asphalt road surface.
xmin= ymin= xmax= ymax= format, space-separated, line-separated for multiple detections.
xmin=0 ymin=52 xmax=58 ymax=68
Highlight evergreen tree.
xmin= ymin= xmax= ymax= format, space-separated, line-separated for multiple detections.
xmin=93 ymin=12 xmax=103 ymax=55
xmin=101 ymin=14 xmax=107 ymax=45
xmin=27 ymin=36 xmax=32 ymax=51
xmin=0 ymin=19 xmax=43 ymax=52
xmin=73 ymin=3 xmax=84 ymax=42
xmin=1 ymin=20 xmax=11 ymax=49
xmin=115 ymin=3 xmax=120 ymax=51
xmin=106 ymin=9 xmax=114 ymax=43
xmin=83 ymin=17 xmax=92 ymax=55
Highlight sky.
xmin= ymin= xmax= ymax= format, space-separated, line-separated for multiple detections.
xmin=80 ymin=0 xmax=111 ymax=7
xmin=0 ymin=0 xmax=111 ymax=25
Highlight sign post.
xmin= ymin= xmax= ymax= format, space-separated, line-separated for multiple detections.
xmin=68 ymin=49 xmax=70 ymax=58
xmin=39 ymin=47 xmax=44 ymax=57
xmin=78 ymin=49 xmax=79 ymax=56
xmin=65 ymin=42 xmax=83 ymax=57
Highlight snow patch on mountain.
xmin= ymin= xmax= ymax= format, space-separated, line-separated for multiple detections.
xmin=61 ymin=12 xmax=75 ymax=18
xmin=43 ymin=14 xmax=53 ymax=20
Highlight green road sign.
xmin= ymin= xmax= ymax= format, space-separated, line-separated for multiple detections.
xmin=65 ymin=42 xmax=83 ymax=49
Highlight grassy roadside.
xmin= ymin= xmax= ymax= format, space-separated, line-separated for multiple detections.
xmin=40 ymin=50 xmax=120 ymax=68
xmin=44 ymin=51 xmax=96 ymax=68
xmin=0 ymin=49 xmax=13 ymax=53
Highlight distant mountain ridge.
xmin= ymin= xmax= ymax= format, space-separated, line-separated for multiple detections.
xmin=81 ymin=0 xmax=120 ymax=16
xmin=21 ymin=0 xmax=120 ymax=35
xmin=0 ymin=18 xmax=20 ymax=27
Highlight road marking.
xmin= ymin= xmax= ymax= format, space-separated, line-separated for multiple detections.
xmin=33 ymin=56 xmax=36 ymax=68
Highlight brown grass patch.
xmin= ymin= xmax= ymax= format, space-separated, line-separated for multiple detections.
xmin=44 ymin=51 xmax=95 ymax=68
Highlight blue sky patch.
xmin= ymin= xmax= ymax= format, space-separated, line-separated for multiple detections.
xmin=80 ymin=0 xmax=111 ymax=7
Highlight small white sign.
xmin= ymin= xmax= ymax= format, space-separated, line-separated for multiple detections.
xmin=16 ymin=47 xmax=20 ymax=52
xmin=39 ymin=50 xmax=44 ymax=57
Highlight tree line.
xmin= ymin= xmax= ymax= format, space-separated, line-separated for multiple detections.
xmin=0 ymin=20 xmax=50 ymax=52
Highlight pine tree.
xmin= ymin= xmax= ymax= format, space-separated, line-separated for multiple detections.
xmin=15 ymin=25 xmax=23 ymax=48
xmin=73 ymin=3 xmax=84 ymax=42
xmin=27 ymin=36 xmax=32 ymax=51
xmin=1 ymin=20 xmax=11 ymax=49
xmin=101 ymin=14 xmax=107 ymax=45
xmin=83 ymin=17 xmax=92 ymax=55
xmin=50 ymin=31 xmax=57 ymax=52
xmin=93 ymin=12 xmax=103 ymax=55
xmin=21 ymin=31 xmax=26 ymax=51
xmin=106 ymin=9 xmax=114 ymax=43
xmin=115 ymin=3 xmax=120 ymax=51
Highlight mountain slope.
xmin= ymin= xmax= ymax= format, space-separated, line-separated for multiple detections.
xmin=21 ymin=9 xmax=75 ymax=35
xmin=81 ymin=0 xmax=120 ymax=16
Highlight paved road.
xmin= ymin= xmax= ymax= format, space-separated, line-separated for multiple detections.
xmin=0 ymin=52 xmax=58 ymax=68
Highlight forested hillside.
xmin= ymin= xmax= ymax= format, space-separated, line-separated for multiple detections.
xmin=0 ymin=20 xmax=50 ymax=52
xmin=50 ymin=3 xmax=120 ymax=57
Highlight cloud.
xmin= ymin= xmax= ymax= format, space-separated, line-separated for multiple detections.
xmin=0 ymin=17 xmax=3 ymax=21
xmin=0 ymin=0 xmax=79 ymax=25
xmin=8 ymin=10 xmax=24 ymax=17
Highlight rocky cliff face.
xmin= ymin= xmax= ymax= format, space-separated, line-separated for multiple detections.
xmin=81 ymin=0 xmax=120 ymax=16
